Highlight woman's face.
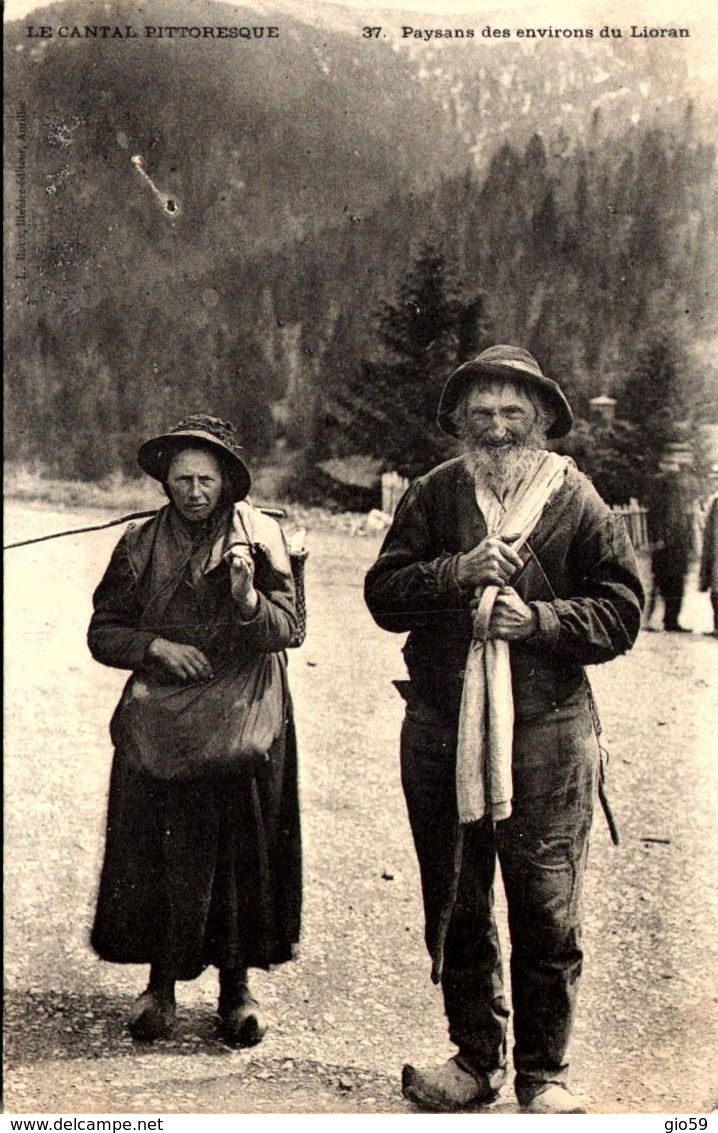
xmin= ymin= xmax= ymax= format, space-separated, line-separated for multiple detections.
xmin=166 ymin=447 xmax=224 ymax=523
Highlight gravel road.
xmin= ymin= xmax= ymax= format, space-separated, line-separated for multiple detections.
xmin=4 ymin=500 xmax=718 ymax=1115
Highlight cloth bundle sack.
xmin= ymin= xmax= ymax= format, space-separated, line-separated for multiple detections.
xmin=111 ymin=501 xmax=292 ymax=781
xmin=111 ymin=654 xmax=285 ymax=781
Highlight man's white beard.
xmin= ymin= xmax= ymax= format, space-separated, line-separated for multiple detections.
xmin=464 ymin=426 xmax=548 ymax=497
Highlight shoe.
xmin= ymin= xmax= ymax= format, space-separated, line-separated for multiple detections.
xmin=218 ymin=986 xmax=267 ymax=1048
xmin=520 ymin=1084 xmax=587 ymax=1114
xmin=664 ymin=625 xmax=691 ymax=633
xmin=127 ymin=987 xmax=176 ymax=1041
xmin=401 ymin=1056 xmax=504 ymax=1111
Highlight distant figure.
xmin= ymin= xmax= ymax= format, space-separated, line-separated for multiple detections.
xmin=646 ymin=462 xmax=695 ymax=632
xmin=699 ymin=485 xmax=718 ymax=636
xmin=365 ymin=345 xmax=643 ymax=1114
xmin=88 ymin=415 xmax=302 ymax=1046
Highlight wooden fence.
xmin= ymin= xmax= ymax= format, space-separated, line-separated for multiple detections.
xmin=611 ymin=499 xmax=650 ymax=551
xmin=382 ymin=472 xmax=650 ymax=552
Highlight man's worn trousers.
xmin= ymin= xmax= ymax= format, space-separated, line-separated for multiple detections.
xmin=400 ymin=683 xmax=599 ymax=1098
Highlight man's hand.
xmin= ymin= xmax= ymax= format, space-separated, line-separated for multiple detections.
xmin=146 ymin=638 xmax=214 ymax=682
xmin=457 ymin=536 xmax=524 ymax=589
xmin=486 ymin=587 xmax=537 ymax=640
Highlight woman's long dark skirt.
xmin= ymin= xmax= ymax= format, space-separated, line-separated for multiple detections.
xmin=91 ymin=714 xmax=302 ymax=981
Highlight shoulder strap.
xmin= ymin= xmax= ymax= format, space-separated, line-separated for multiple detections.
xmin=498 ymin=452 xmax=569 ymax=550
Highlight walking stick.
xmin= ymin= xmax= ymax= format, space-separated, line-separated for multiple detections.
xmin=3 ymin=507 xmax=286 ymax=550
xmin=3 ymin=510 xmax=159 ymax=550
xmin=598 ymin=768 xmax=620 ymax=846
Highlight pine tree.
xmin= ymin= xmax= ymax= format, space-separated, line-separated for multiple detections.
xmin=617 ymin=331 xmax=701 ymax=494
xmin=336 ymin=243 xmax=492 ymax=478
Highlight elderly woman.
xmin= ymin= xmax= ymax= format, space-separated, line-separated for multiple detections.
xmin=88 ymin=415 xmax=302 ymax=1045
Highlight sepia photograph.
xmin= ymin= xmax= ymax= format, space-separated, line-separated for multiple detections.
xmin=4 ymin=0 xmax=718 ymax=1118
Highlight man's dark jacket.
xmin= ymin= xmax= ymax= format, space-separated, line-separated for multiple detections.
xmin=365 ymin=457 xmax=644 ymax=724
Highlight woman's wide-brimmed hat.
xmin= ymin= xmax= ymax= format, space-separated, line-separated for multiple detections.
xmin=137 ymin=414 xmax=251 ymax=501
xmin=437 ymin=344 xmax=574 ymax=439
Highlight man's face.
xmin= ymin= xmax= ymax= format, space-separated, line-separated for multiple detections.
xmin=462 ymin=380 xmax=548 ymax=493
xmin=166 ymin=447 xmax=224 ymax=523
xmin=464 ymin=381 xmax=538 ymax=450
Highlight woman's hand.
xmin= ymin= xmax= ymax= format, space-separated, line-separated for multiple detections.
xmin=146 ymin=638 xmax=214 ymax=681
xmin=225 ymin=544 xmax=260 ymax=620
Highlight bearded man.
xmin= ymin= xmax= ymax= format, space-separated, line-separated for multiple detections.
xmin=364 ymin=345 xmax=643 ymax=1114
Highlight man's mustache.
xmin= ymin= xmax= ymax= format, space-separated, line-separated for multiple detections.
xmin=469 ymin=437 xmax=528 ymax=455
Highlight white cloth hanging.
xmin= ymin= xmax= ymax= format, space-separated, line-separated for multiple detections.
xmin=456 ymin=451 xmax=569 ymax=824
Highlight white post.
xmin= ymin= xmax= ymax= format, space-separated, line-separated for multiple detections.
xmin=382 ymin=471 xmax=408 ymax=516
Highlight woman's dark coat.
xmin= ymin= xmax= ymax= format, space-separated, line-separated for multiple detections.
xmin=88 ymin=504 xmax=302 ymax=980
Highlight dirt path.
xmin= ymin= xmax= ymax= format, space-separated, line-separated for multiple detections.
xmin=4 ymin=502 xmax=718 ymax=1114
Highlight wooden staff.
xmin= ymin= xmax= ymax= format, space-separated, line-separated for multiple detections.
xmin=4 ymin=507 xmax=285 ymax=550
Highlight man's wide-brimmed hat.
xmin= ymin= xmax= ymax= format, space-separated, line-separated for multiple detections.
xmin=137 ymin=414 xmax=251 ymax=501
xmin=437 ymin=344 xmax=574 ymax=439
